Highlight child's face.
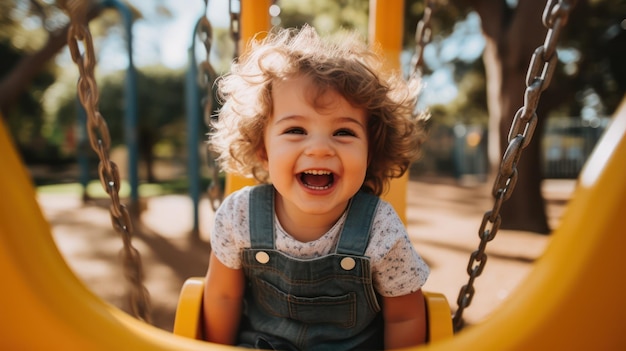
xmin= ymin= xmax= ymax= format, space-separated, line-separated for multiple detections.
xmin=261 ymin=75 xmax=369 ymax=219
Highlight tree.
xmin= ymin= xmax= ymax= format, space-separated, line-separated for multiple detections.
xmin=0 ymin=1 xmax=102 ymax=118
xmin=0 ymin=1 xmax=73 ymax=162
xmin=0 ymin=38 xmax=58 ymax=162
xmin=468 ymin=0 xmax=624 ymax=233
xmin=3 ymin=0 xmax=623 ymax=233
xmin=0 ymin=0 xmax=115 ymax=164
xmin=1 ymin=0 xmax=172 ymax=175
xmin=471 ymin=0 xmax=555 ymax=233
xmin=55 ymin=66 xmax=188 ymax=182
xmin=405 ymin=0 xmax=625 ymax=233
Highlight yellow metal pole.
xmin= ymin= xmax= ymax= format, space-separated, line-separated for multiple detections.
xmin=240 ymin=0 xmax=272 ymax=44
xmin=368 ymin=0 xmax=409 ymax=223
xmin=224 ymin=0 xmax=272 ymax=196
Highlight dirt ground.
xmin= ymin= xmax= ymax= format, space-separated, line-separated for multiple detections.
xmin=37 ymin=176 xmax=575 ymax=333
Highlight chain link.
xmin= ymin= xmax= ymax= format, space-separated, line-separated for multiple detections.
xmin=197 ymin=0 xmax=223 ymax=211
xmin=60 ymin=0 xmax=151 ymax=323
xmin=229 ymin=0 xmax=242 ymax=59
xmin=201 ymin=0 xmax=244 ymax=211
xmin=410 ymin=0 xmax=435 ymax=76
xmin=452 ymin=0 xmax=576 ymax=332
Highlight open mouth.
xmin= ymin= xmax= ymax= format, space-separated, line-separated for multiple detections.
xmin=299 ymin=170 xmax=334 ymax=190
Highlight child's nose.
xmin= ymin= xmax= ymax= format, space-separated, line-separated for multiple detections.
xmin=304 ymin=135 xmax=335 ymax=157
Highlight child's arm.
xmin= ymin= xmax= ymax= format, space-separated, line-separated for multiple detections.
xmin=382 ymin=289 xmax=428 ymax=349
xmin=202 ymin=252 xmax=245 ymax=344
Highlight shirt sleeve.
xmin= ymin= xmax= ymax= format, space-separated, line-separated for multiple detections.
xmin=367 ymin=200 xmax=430 ymax=297
xmin=210 ymin=187 xmax=252 ymax=269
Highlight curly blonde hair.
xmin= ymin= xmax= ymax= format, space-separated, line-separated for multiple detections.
xmin=210 ymin=25 xmax=426 ymax=196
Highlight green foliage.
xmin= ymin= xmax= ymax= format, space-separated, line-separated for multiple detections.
xmin=557 ymin=0 xmax=626 ymax=115
xmin=1 ymin=39 xmax=59 ymax=162
xmin=279 ymin=0 xmax=369 ymax=35
xmin=54 ymin=66 xmax=190 ymax=153
xmin=0 ymin=0 xmax=59 ymax=51
xmin=3 ymin=0 xmax=624 ymax=168
xmin=405 ymin=0 xmax=625 ymax=127
xmin=432 ymin=66 xmax=487 ymax=126
xmin=404 ymin=0 xmax=470 ymax=48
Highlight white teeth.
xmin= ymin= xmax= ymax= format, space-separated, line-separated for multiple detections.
xmin=303 ymin=170 xmax=331 ymax=175
xmin=305 ymin=184 xmax=331 ymax=190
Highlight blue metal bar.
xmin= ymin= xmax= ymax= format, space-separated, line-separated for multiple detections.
xmin=186 ymin=18 xmax=203 ymax=237
xmin=102 ymin=0 xmax=139 ymax=206
xmin=76 ymin=99 xmax=90 ymax=202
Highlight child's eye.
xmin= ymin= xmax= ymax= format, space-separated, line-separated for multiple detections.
xmin=335 ymin=128 xmax=356 ymax=137
xmin=284 ymin=127 xmax=306 ymax=135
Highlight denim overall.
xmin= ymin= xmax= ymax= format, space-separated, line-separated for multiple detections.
xmin=238 ymin=184 xmax=384 ymax=351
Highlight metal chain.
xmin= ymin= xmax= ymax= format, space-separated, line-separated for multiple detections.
xmin=60 ymin=0 xmax=151 ymax=323
xmin=229 ymin=0 xmax=242 ymax=60
xmin=197 ymin=0 xmax=223 ymax=211
xmin=410 ymin=0 xmax=435 ymax=77
xmin=201 ymin=0 xmax=243 ymax=211
xmin=452 ymin=0 xmax=576 ymax=332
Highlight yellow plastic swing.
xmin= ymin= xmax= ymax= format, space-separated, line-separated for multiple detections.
xmin=172 ymin=278 xmax=453 ymax=342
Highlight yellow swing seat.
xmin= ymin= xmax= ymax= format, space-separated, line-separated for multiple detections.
xmin=172 ymin=276 xmax=453 ymax=343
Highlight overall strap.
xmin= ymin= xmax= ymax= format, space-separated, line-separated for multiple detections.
xmin=336 ymin=191 xmax=380 ymax=256
xmin=249 ymin=184 xmax=275 ymax=249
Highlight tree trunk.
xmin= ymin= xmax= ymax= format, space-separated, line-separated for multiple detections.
xmin=472 ymin=0 xmax=551 ymax=233
xmin=0 ymin=26 xmax=68 ymax=117
xmin=0 ymin=4 xmax=103 ymax=118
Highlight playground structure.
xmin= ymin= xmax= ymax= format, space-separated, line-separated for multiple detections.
xmin=1 ymin=0 xmax=626 ymax=350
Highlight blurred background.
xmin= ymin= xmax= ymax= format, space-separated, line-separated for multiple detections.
xmin=2 ymin=0 xmax=624 ymax=332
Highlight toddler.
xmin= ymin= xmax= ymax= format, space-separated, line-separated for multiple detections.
xmin=203 ymin=25 xmax=430 ymax=350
